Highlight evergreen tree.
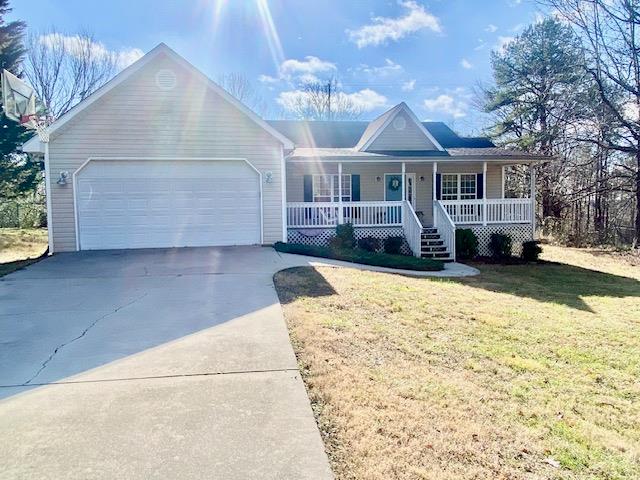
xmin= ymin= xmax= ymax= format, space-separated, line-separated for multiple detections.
xmin=0 ymin=0 xmax=41 ymax=199
xmin=482 ymin=18 xmax=588 ymax=221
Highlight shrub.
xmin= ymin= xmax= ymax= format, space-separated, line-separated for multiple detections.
xmin=455 ymin=229 xmax=479 ymax=260
xmin=521 ymin=240 xmax=542 ymax=261
xmin=273 ymin=242 xmax=444 ymax=271
xmin=357 ymin=236 xmax=380 ymax=252
xmin=489 ymin=233 xmax=513 ymax=259
xmin=333 ymin=223 xmax=356 ymax=250
xmin=383 ymin=236 xmax=404 ymax=255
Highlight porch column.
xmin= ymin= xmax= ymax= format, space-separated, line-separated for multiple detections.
xmin=401 ymin=162 xmax=406 ymax=202
xmin=531 ymin=163 xmax=536 ymax=239
xmin=482 ymin=161 xmax=488 ymax=226
xmin=338 ymin=162 xmax=344 ymax=223
xmin=432 ymin=162 xmax=437 ymax=201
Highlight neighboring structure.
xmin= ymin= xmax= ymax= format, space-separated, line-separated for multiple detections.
xmin=23 ymin=44 xmax=547 ymax=260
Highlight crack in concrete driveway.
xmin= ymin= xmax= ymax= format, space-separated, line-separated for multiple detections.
xmin=23 ymin=293 xmax=149 ymax=385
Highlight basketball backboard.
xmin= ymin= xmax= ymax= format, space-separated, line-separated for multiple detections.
xmin=1 ymin=69 xmax=37 ymax=122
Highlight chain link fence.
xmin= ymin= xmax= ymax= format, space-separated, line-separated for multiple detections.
xmin=0 ymin=200 xmax=47 ymax=228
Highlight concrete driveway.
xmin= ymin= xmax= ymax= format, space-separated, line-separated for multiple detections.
xmin=0 ymin=247 xmax=333 ymax=479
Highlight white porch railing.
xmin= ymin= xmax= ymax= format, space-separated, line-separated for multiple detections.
xmin=440 ymin=198 xmax=532 ymax=224
xmin=402 ymin=200 xmax=423 ymax=257
xmin=433 ymin=200 xmax=456 ymax=262
xmin=286 ymin=201 xmax=403 ymax=228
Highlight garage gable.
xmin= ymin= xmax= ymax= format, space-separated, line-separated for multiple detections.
xmin=23 ymin=43 xmax=293 ymax=153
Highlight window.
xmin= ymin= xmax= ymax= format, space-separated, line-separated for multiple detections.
xmin=313 ymin=174 xmax=351 ymax=202
xmin=441 ymin=174 xmax=459 ymax=201
xmin=441 ymin=173 xmax=478 ymax=200
xmin=460 ymin=174 xmax=476 ymax=200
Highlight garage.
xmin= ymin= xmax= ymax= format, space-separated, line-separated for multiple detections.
xmin=75 ymin=159 xmax=262 ymax=250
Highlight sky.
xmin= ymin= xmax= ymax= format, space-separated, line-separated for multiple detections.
xmin=9 ymin=0 xmax=547 ymax=134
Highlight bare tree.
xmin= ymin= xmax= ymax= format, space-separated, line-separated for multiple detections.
xmin=287 ymin=78 xmax=363 ymax=121
xmin=217 ymin=72 xmax=269 ymax=117
xmin=24 ymin=29 xmax=116 ymax=118
xmin=542 ymin=0 xmax=640 ymax=246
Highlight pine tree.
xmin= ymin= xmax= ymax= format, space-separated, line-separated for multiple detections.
xmin=0 ymin=0 xmax=41 ymax=199
xmin=482 ymin=18 xmax=588 ymax=225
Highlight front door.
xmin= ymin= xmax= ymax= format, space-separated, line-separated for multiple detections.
xmin=384 ymin=173 xmax=416 ymax=208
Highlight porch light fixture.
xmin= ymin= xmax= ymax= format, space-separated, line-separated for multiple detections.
xmin=56 ymin=171 xmax=69 ymax=186
xmin=419 ymin=176 xmax=425 ymax=182
xmin=265 ymin=171 xmax=273 ymax=183
xmin=376 ymin=176 xmax=382 ymax=182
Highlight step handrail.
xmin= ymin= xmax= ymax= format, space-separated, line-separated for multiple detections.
xmin=433 ymin=200 xmax=456 ymax=262
xmin=402 ymin=200 xmax=423 ymax=257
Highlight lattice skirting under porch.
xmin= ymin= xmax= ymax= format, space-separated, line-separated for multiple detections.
xmin=287 ymin=227 xmax=412 ymax=256
xmin=458 ymin=224 xmax=534 ymax=256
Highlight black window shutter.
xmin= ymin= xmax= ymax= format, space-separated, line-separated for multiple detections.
xmin=351 ymin=175 xmax=360 ymax=201
xmin=303 ymin=175 xmax=313 ymax=202
xmin=435 ymin=173 xmax=442 ymax=200
xmin=477 ymin=173 xmax=484 ymax=199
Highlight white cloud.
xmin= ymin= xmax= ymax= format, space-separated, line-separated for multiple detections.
xmin=510 ymin=23 xmax=525 ymax=32
xmin=485 ymin=24 xmax=498 ymax=33
xmin=460 ymin=58 xmax=473 ymax=69
xmin=277 ymin=88 xmax=387 ymax=113
xmin=496 ymin=36 xmax=515 ymax=52
xmin=39 ymin=33 xmax=143 ymax=69
xmin=356 ymin=58 xmax=403 ymax=77
xmin=297 ymin=73 xmax=321 ymax=84
xmin=424 ymin=93 xmax=468 ymax=118
xmin=401 ymin=79 xmax=416 ymax=91
xmin=116 ymin=47 xmax=144 ymax=68
xmin=346 ymin=0 xmax=441 ymax=48
xmin=258 ymin=74 xmax=280 ymax=84
xmin=280 ymin=56 xmax=336 ymax=76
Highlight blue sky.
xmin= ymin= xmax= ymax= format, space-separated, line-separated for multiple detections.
xmin=9 ymin=0 xmax=545 ymax=134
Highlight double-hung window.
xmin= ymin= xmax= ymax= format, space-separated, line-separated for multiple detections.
xmin=313 ymin=174 xmax=351 ymax=202
xmin=441 ymin=173 xmax=478 ymax=200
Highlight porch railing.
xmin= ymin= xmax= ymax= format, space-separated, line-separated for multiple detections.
xmin=286 ymin=201 xmax=403 ymax=228
xmin=402 ymin=200 xmax=423 ymax=257
xmin=440 ymin=198 xmax=532 ymax=224
xmin=433 ymin=200 xmax=456 ymax=262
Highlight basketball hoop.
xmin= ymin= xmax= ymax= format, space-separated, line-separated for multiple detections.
xmin=20 ymin=114 xmax=52 ymax=143
xmin=2 ymin=69 xmax=51 ymax=143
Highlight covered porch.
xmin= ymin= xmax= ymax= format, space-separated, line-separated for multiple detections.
xmin=285 ymin=158 xmax=538 ymax=260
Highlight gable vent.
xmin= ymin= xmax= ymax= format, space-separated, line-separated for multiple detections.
xmin=155 ymin=69 xmax=177 ymax=90
xmin=393 ymin=116 xmax=406 ymax=131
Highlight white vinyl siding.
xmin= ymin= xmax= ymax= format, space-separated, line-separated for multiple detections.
xmin=366 ymin=111 xmax=437 ymax=151
xmin=47 ymin=54 xmax=285 ymax=252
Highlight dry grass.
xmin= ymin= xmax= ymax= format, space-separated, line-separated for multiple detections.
xmin=0 ymin=228 xmax=48 ymax=276
xmin=274 ymin=245 xmax=640 ymax=480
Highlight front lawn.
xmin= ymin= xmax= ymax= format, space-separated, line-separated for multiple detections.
xmin=274 ymin=244 xmax=640 ymax=479
xmin=0 ymin=228 xmax=48 ymax=276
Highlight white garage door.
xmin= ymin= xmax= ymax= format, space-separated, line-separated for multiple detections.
xmin=76 ymin=160 xmax=261 ymax=250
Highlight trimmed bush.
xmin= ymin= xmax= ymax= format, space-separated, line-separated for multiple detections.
xmin=357 ymin=236 xmax=380 ymax=252
xmin=273 ymin=242 xmax=444 ymax=271
xmin=275 ymin=242 xmax=444 ymax=271
xmin=383 ymin=236 xmax=404 ymax=255
xmin=489 ymin=233 xmax=513 ymax=259
xmin=334 ymin=223 xmax=356 ymax=250
xmin=455 ymin=228 xmax=479 ymax=260
xmin=521 ymin=240 xmax=542 ymax=261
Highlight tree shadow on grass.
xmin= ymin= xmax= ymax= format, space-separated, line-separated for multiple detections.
xmin=459 ymin=261 xmax=640 ymax=313
xmin=274 ymin=267 xmax=337 ymax=305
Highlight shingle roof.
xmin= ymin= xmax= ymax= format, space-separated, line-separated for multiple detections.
xmin=267 ymin=119 xmax=496 ymax=150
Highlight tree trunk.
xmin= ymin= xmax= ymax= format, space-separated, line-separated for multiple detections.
xmin=635 ymin=149 xmax=640 ymax=248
